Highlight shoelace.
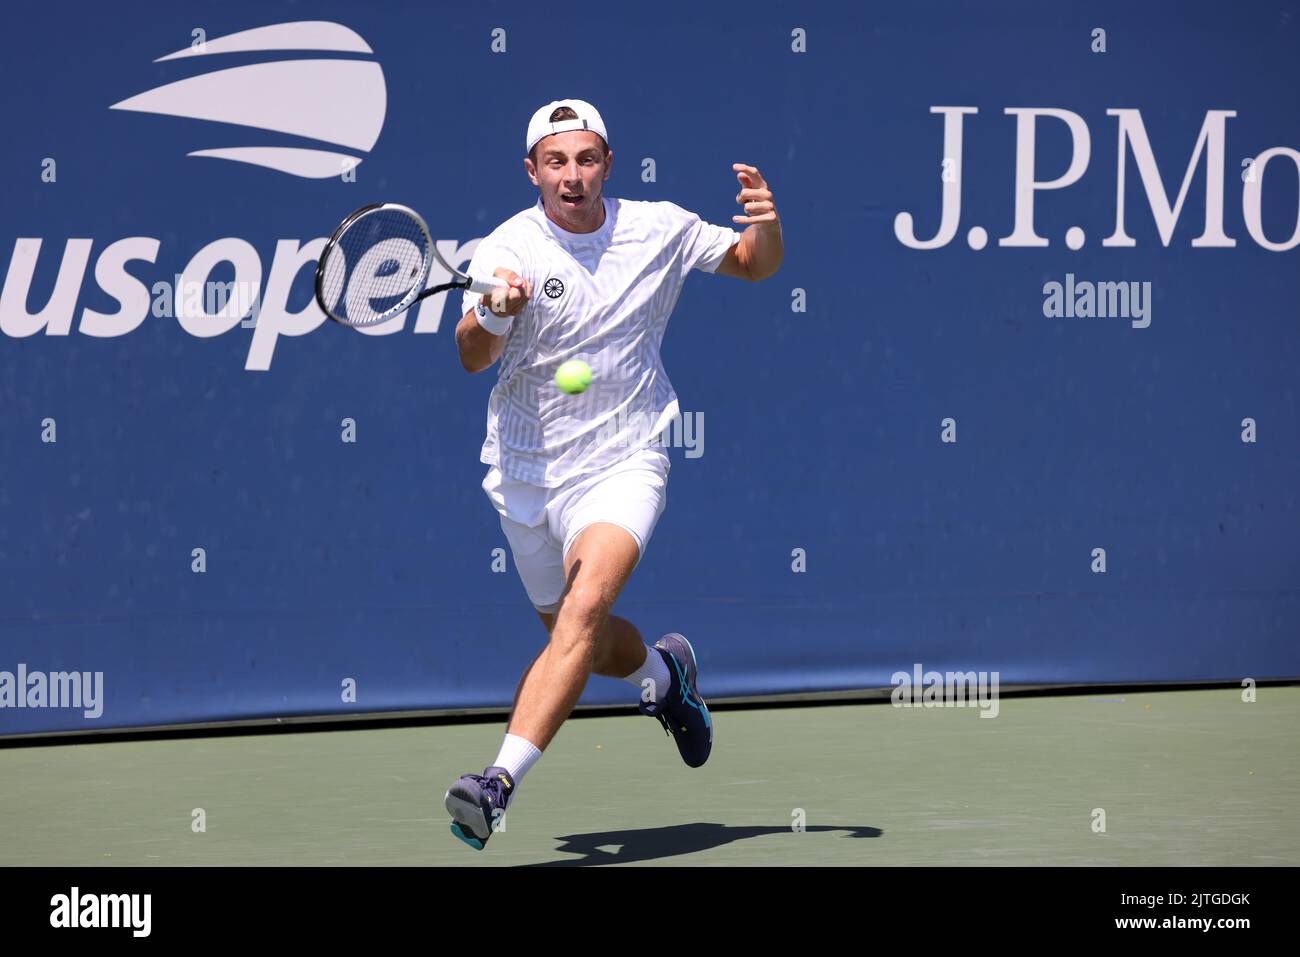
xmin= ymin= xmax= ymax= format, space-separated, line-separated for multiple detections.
xmin=642 ymin=669 xmax=693 ymax=738
xmin=479 ymin=775 xmax=511 ymax=809
xmin=640 ymin=695 xmax=674 ymax=737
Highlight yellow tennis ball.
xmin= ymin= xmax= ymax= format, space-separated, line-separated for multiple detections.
xmin=555 ymin=359 xmax=592 ymax=394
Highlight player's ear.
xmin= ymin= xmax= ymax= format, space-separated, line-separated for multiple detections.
xmin=523 ymin=157 xmax=538 ymax=186
xmin=604 ymin=149 xmax=613 ymax=180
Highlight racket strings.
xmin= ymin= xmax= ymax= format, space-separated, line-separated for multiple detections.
xmin=319 ymin=207 xmax=431 ymax=326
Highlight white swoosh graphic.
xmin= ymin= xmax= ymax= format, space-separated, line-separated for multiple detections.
xmin=110 ymin=60 xmax=386 ymax=152
xmin=188 ymin=146 xmax=361 ymax=178
xmin=156 ymin=21 xmax=373 ymax=61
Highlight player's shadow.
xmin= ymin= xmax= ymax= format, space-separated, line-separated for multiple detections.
xmin=523 ymin=823 xmax=881 ymax=866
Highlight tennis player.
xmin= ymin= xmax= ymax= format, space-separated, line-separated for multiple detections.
xmin=443 ymin=99 xmax=782 ymax=849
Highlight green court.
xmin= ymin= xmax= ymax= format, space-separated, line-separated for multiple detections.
xmin=3 ymin=687 xmax=1297 ymax=866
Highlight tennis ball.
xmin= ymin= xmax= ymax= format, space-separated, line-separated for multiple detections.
xmin=555 ymin=359 xmax=592 ymax=394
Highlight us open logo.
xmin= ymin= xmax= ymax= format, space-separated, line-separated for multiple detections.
xmin=109 ymin=20 xmax=387 ymax=179
xmin=544 ymin=277 xmax=565 ymax=299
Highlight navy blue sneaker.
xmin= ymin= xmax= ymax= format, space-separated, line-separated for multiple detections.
xmin=638 ymin=633 xmax=713 ymax=768
xmin=444 ymin=766 xmax=515 ymax=850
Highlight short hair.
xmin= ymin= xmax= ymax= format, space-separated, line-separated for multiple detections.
xmin=528 ymin=106 xmax=610 ymax=165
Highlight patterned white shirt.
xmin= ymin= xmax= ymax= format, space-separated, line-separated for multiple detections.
xmin=461 ymin=196 xmax=740 ymax=487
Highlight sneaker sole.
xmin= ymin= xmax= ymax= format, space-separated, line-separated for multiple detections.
xmin=449 ymin=821 xmax=486 ymax=850
xmin=444 ymin=786 xmax=491 ymax=844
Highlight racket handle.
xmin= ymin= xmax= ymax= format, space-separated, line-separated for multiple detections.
xmin=467 ymin=275 xmax=509 ymax=296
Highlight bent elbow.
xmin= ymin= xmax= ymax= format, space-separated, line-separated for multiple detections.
xmin=455 ymin=334 xmax=484 ymax=374
xmin=459 ymin=353 xmax=488 ymax=374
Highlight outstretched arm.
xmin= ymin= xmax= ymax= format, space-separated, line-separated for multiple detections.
xmin=714 ymin=163 xmax=783 ymax=281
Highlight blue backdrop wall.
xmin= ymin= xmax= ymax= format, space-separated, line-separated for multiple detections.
xmin=2 ymin=0 xmax=1298 ymax=735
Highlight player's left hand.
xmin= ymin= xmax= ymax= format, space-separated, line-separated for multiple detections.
xmin=732 ymin=163 xmax=779 ymax=226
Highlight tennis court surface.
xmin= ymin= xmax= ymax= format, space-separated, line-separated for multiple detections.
xmin=3 ymin=687 xmax=1296 ymax=866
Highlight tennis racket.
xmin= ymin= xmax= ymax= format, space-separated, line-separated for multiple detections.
xmin=314 ymin=202 xmax=507 ymax=328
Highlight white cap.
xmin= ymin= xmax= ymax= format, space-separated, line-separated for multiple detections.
xmin=526 ymin=99 xmax=609 ymax=156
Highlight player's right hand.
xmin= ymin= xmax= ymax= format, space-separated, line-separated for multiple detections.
xmin=485 ymin=268 xmax=532 ymax=317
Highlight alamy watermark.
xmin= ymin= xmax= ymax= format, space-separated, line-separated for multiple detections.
xmin=0 ymin=664 xmax=103 ymax=718
xmin=1042 ymin=273 xmax=1151 ymax=328
xmin=148 ymin=274 xmax=262 ymax=324
xmin=891 ymin=663 xmax=1000 ymax=718
xmin=594 ymin=408 xmax=704 ymax=458
xmin=50 ymin=887 xmax=150 ymax=937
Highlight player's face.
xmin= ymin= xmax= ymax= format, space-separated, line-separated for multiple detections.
xmin=525 ymin=130 xmax=612 ymax=233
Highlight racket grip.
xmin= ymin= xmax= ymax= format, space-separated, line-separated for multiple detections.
xmin=467 ymin=275 xmax=509 ymax=296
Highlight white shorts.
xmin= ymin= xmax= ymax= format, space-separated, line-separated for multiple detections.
xmin=482 ymin=447 xmax=671 ymax=614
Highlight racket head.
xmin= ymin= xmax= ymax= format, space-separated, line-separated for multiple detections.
xmin=315 ymin=203 xmax=435 ymax=327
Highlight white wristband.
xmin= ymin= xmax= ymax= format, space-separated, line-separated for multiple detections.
xmin=475 ymin=300 xmax=513 ymax=336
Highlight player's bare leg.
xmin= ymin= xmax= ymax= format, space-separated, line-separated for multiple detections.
xmin=505 ymin=522 xmax=640 ymax=750
xmin=444 ymin=523 xmax=640 ymax=849
xmin=445 ymin=522 xmax=712 ymax=849
xmin=502 ymin=613 xmax=649 ymax=732
xmin=530 ymin=612 xmax=646 ymax=677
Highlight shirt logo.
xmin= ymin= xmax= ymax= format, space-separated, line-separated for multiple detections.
xmin=544 ymin=277 xmax=565 ymax=299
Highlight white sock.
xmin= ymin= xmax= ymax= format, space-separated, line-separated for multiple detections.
xmin=492 ymin=733 xmax=543 ymax=787
xmin=623 ymin=644 xmax=673 ymax=704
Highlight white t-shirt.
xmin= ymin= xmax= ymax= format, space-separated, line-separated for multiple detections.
xmin=461 ymin=196 xmax=740 ymax=488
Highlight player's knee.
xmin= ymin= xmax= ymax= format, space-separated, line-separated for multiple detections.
xmin=554 ymin=582 xmax=613 ymax=637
